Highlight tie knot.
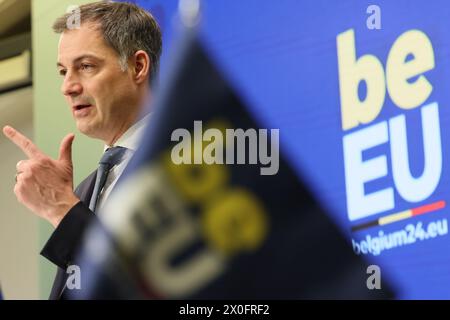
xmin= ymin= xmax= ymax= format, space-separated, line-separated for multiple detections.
xmin=99 ymin=146 xmax=127 ymax=168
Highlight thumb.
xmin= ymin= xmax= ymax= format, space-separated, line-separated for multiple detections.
xmin=58 ymin=133 xmax=75 ymax=163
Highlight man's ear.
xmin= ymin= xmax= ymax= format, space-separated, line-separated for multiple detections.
xmin=132 ymin=50 xmax=151 ymax=84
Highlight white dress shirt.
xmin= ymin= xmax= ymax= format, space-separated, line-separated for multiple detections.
xmin=96 ymin=114 xmax=150 ymax=213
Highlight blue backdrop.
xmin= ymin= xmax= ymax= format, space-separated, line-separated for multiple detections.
xmin=128 ymin=0 xmax=450 ymax=299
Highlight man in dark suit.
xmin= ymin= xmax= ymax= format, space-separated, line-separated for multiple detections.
xmin=2 ymin=2 xmax=162 ymax=299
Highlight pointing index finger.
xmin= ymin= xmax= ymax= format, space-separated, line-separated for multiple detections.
xmin=3 ymin=126 xmax=42 ymax=159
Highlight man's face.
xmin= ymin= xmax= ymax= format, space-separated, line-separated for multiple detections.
xmin=57 ymin=23 xmax=140 ymax=144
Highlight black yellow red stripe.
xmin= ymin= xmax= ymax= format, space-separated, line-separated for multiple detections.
xmin=351 ymin=200 xmax=446 ymax=232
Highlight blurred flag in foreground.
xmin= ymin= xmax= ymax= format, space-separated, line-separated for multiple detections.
xmin=70 ymin=28 xmax=394 ymax=299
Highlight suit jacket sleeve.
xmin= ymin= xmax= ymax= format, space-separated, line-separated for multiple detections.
xmin=40 ymin=170 xmax=98 ymax=270
xmin=40 ymin=201 xmax=96 ymax=269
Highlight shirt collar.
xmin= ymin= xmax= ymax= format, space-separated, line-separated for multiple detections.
xmin=104 ymin=113 xmax=151 ymax=152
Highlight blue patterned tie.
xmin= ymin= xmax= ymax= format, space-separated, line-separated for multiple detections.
xmin=89 ymin=146 xmax=127 ymax=212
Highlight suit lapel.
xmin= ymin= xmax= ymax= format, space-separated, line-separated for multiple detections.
xmin=49 ymin=169 xmax=98 ymax=300
xmin=75 ymin=170 xmax=98 ymax=205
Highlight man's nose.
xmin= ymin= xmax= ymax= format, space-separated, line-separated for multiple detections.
xmin=61 ymin=73 xmax=83 ymax=96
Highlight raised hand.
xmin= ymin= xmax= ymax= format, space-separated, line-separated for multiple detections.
xmin=3 ymin=126 xmax=80 ymax=228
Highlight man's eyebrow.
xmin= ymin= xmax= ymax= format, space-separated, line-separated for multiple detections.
xmin=56 ymin=54 xmax=103 ymax=68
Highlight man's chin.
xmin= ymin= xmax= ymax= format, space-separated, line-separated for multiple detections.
xmin=76 ymin=122 xmax=98 ymax=139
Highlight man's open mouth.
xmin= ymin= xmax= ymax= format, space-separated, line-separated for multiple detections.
xmin=74 ymin=104 xmax=92 ymax=110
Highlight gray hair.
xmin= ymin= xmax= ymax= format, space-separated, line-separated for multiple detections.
xmin=53 ymin=1 xmax=162 ymax=80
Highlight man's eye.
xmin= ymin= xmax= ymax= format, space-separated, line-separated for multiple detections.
xmin=81 ymin=64 xmax=94 ymax=71
xmin=59 ymin=70 xmax=67 ymax=76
